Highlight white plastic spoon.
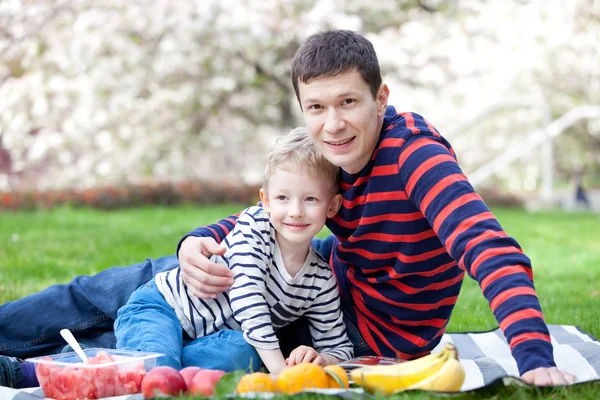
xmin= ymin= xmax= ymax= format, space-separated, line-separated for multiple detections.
xmin=60 ymin=328 xmax=88 ymax=364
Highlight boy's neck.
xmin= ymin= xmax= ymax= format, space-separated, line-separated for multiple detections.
xmin=275 ymin=233 xmax=311 ymax=278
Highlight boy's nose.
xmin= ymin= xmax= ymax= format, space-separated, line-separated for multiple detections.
xmin=289 ymin=202 xmax=304 ymax=218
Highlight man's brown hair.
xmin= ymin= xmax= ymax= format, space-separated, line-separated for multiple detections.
xmin=291 ymin=30 xmax=383 ymax=107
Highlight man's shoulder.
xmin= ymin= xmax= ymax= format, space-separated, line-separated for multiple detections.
xmin=383 ymin=107 xmax=442 ymax=139
xmin=380 ymin=106 xmax=453 ymax=155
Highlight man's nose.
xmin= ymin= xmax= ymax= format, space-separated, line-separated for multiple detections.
xmin=324 ymin=109 xmax=345 ymax=133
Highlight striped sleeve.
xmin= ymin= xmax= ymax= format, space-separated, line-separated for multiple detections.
xmin=304 ymin=262 xmax=354 ymax=361
xmin=226 ymin=210 xmax=279 ymax=350
xmin=397 ymin=134 xmax=555 ymax=375
xmin=176 ymin=213 xmax=241 ymax=260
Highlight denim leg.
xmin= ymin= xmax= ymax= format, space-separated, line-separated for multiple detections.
xmin=181 ymin=330 xmax=261 ymax=372
xmin=114 ymin=279 xmax=183 ymax=370
xmin=0 ymin=255 xmax=179 ymax=358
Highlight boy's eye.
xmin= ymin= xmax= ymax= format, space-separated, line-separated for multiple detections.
xmin=276 ymin=195 xmax=287 ymax=201
xmin=305 ymin=196 xmax=317 ymax=202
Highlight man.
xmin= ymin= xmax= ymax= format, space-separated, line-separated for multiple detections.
xmin=0 ymin=30 xmax=573 ymax=387
xmin=175 ymin=30 xmax=574 ymax=385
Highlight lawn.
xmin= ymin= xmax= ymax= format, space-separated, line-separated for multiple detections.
xmin=1 ymin=205 xmax=599 ymax=399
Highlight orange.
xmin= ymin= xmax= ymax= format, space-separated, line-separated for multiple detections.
xmin=236 ymin=372 xmax=275 ymax=393
xmin=324 ymin=365 xmax=349 ymax=389
xmin=274 ymin=363 xmax=329 ymax=394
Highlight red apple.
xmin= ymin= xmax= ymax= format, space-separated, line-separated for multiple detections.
xmin=179 ymin=366 xmax=203 ymax=390
xmin=141 ymin=366 xmax=187 ymax=399
xmin=188 ymin=369 xmax=226 ymax=397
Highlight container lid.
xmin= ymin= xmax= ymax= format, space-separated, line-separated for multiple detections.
xmin=25 ymin=348 xmax=163 ymax=368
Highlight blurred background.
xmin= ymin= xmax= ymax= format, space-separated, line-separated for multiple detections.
xmin=1 ymin=0 xmax=599 ymax=211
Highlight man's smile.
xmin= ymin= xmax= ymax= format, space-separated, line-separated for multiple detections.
xmin=325 ymin=137 xmax=355 ymax=146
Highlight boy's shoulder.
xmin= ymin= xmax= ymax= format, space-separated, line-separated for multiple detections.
xmin=307 ymin=245 xmax=333 ymax=272
xmin=237 ymin=206 xmax=271 ymax=228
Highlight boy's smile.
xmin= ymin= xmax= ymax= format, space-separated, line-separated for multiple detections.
xmin=298 ymin=70 xmax=389 ymax=174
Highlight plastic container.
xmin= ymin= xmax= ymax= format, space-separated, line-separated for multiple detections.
xmin=26 ymin=348 xmax=163 ymax=399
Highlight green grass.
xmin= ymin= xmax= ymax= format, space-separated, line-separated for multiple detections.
xmin=1 ymin=205 xmax=599 ymax=399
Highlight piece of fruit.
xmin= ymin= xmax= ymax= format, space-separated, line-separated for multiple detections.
xmin=141 ymin=366 xmax=186 ymax=399
xmin=406 ymin=357 xmax=465 ymax=391
xmin=179 ymin=366 xmax=203 ymax=390
xmin=274 ymin=363 xmax=329 ymax=394
xmin=36 ymin=353 xmax=146 ymax=399
xmin=350 ymin=343 xmax=464 ymax=394
xmin=324 ymin=365 xmax=349 ymax=389
xmin=236 ymin=372 xmax=275 ymax=393
xmin=188 ymin=369 xmax=226 ymax=397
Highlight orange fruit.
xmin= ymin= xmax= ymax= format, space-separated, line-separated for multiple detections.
xmin=236 ymin=372 xmax=275 ymax=393
xmin=275 ymin=363 xmax=329 ymax=394
xmin=324 ymin=365 xmax=349 ymax=389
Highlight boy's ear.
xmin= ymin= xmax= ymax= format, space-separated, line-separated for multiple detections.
xmin=377 ymin=83 xmax=390 ymax=117
xmin=327 ymin=194 xmax=343 ymax=218
xmin=259 ymin=188 xmax=270 ymax=212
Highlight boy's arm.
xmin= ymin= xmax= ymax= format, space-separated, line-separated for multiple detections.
xmin=255 ymin=349 xmax=287 ymax=374
xmin=226 ymin=210 xmax=287 ymax=374
xmin=396 ymin=133 xmax=563 ymax=380
xmin=303 ymin=274 xmax=354 ymax=363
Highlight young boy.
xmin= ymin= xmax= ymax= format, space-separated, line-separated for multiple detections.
xmin=114 ymin=127 xmax=353 ymax=374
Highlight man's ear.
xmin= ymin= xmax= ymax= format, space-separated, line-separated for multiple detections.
xmin=259 ymin=188 xmax=270 ymax=212
xmin=327 ymin=194 xmax=343 ymax=218
xmin=377 ymin=83 xmax=390 ymax=117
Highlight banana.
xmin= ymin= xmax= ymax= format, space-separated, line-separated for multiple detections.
xmin=406 ymin=357 xmax=465 ymax=392
xmin=350 ymin=343 xmax=465 ymax=394
xmin=350 ymin=350 xmax=448 ymax=394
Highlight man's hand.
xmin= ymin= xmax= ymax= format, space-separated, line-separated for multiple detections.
xmin=521 ymin=367 xmax=576 ymax=386
xmin=178 ymin=236 xmax=234 ymax=298
xmin=286 ymin=345 xmax=324 ymax=367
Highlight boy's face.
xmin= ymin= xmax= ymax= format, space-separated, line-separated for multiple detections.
xmin=298 ymin=70 xmax=389 ymax=174
xmin=259 ymin=167 xmax=341 ymax=251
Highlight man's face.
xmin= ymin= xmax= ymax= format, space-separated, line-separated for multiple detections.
xmin=298 ymin=70 xmax=388 ymax=174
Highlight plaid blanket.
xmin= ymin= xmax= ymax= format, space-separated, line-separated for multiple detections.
xmin=1 ymin=324 xmax=598 ymax=399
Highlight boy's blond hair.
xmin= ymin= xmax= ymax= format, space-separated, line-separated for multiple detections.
xmin=263 ymin=127 xmax=339 ymax=194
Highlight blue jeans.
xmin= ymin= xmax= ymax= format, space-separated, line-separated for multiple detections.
xmin=0 ymin=256 xmax=180 ymax=359
xmin=115 ymin=280 xmax=261 ymax=372
xmin=0 ymin=236 xmax=371 ymax=359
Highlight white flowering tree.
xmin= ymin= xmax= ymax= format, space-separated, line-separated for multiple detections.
xmin=0 ymin=0 xmax=598 ymax=194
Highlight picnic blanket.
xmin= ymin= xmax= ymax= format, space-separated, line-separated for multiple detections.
xmin=1 ymin=324 xmax=598 ymax=399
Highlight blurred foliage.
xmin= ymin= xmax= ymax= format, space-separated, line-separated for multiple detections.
xmin=0 ymin=0 xmax=598 ymax=193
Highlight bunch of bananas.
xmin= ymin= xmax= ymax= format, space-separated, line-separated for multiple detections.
xmin=350 ymin=343 xmax=465 ymax=394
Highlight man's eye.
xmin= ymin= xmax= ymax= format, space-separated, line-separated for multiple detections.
xmin=342 ymin=99 xmax=355 ymax=106
xmin=308 ymin=104 xmax=323 ymax=110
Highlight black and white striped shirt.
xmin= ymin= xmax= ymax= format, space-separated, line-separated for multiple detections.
xmin=156 ymin=206 xmax=353 ymax=361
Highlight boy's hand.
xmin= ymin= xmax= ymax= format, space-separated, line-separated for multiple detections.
xmin=286 ymin=345 xmax=324 ymax=367
xmin=178 ymin=236 xmax=234 ymax=298
xmin=521 ymin=367 xmax=576 ymax=386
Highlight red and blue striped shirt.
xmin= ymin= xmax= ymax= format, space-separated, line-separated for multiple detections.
xmin=180 ymin=106 xmax=555 ymax=374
